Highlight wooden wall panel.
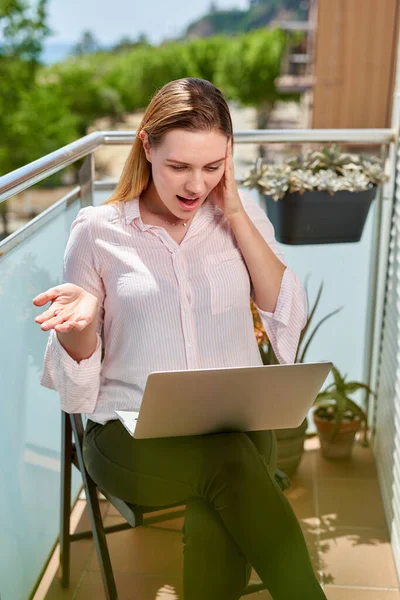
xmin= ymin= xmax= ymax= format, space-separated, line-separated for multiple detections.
xmin=312 ymin=0 xmax=400 ymax=128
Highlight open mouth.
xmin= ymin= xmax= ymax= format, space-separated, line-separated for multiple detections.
xmin=176 ymin=195 xmax=200 ymax=210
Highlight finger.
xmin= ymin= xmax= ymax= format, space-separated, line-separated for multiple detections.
xmin=39 ymin=311 xmax=74 ymax=331
xmin=54 ymin=318 xmax=89 ymax=333
xmin=33 ymin=287 xmax=62 ymax=306
xmin=35 ymin=306 xmax=63 ymax=324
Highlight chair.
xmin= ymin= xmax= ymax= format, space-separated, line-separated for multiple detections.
xmin=59 ymin=411 xmax=291 ymax=600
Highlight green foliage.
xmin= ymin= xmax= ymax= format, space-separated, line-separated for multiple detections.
xmin=216 ymin=28 xmax=286 ymax=108
xmin=0 ymin=81 xmax=78 ymax=174
xmin=185 ymin=35 xmax=229 ymax=83
xmin=104 ymin=43 xmax=199 ymax=112
xmin=313 ymin=365 xmax=372 ymax=441
xmin=0 ymin=0 xmax=67 ymax=176
xmin=43 ymin=56 xmax=124 ymax=135
xmin=0 ymin=0 xmax=50 ymax=63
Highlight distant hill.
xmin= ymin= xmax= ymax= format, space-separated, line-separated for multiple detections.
xmin=184 ymin=0 xmax=308 ymax=38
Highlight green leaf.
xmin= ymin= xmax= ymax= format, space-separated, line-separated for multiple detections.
xmin=331 ymin=365 xmax=345 ymax=393
xmin=313 ymin=392 xmax=335 ymax=405
xmin=299 ymin=306 xmax=343 ymax=363
xmin=328 ymin=390 xmax=347 ymax=440
xmin=345 ymin=381 xmax=374 ymax=395
xmin=299 ymin=281 xmax=323 ymax=345
xmin=345 ymin=397 xmax=367 ymax=419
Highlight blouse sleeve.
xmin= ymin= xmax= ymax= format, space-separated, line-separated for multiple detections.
xmin=40 ymin=206 xmax=105 ymax=414
xmin=239 ymin=189 xmax=308 ymax=364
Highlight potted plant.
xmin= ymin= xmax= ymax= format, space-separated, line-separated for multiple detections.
xmin=313 ymin=365 xmax=373 ymax=459
xmin=252 ymin=276 xmax=342 ymax=476
xmin=242 ymin=144 xmax=388 ymax=245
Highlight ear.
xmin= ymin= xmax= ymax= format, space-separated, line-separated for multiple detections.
xmin=139 ymin=130 xmax=152 ymax=162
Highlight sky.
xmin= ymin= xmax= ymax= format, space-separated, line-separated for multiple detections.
xmin=46 ymin=0 xmax=250 ymax=46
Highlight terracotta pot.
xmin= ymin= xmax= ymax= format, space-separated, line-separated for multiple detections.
xmin=313 ymin=412 xmax=362 ymax=459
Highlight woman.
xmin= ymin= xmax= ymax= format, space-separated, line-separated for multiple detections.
xmin=33 ymin=78 xmax=326 ymax=600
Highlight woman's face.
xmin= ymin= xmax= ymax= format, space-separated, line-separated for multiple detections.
xmin=141 ymin=128 xmax=228 ymax=218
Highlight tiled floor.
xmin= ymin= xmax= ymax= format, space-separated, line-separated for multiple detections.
xmin=41 ymin=436 xmax=400 ymax=600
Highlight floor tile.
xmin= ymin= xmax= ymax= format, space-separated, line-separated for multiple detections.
xmin=75 ymin=570 xmax=183 ymax=600
xmin=317 ymin=478 xmax=388 ymax=530
xmin=324 ymin=587 xmax=400 ymax=599
xmin=294 ymin=446 xmax=318 ymax=480
xmin=319 ymin=528 xmax=399 ymax=588
xmin=315 ymin=440 xmax=378 ymax=480
xmin=88 ymin=516 xmax=183 ymax=575
xmin=285 ymin=476 xmax=319 ymax=528
xmin=44 ymin=504 xmax=97 ymax=600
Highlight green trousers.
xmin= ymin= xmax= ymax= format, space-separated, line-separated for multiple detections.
xmin=83 ymin=419 xmax=326 ymax=600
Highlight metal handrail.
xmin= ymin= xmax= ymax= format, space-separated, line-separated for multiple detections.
xmin=0 ymin=128 xmax=396 ymax=203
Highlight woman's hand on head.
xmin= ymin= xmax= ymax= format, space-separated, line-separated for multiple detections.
xmin=32 ymin=283 xmax=99 ymax=333
xmin=212 ymin=139 xmax=245 ymax=221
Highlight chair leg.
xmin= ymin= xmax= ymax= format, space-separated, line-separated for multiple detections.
xmin=59 ymin=412 xmax=72 ymax=587
xmin=70 ymin=415 xmax=119 ymax=600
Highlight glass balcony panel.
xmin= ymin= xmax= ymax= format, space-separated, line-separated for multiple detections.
xmin=0 ymin=197 xmax=83 ymax=600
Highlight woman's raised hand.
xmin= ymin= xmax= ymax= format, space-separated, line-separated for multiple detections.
xmin=33 ymin=283 xmax=99 ymax=333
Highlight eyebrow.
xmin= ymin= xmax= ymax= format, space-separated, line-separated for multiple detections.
xmin=166 ymin=157 xmax=225 ymax=166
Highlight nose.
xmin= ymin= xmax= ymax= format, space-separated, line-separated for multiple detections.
xmin=184 ymin=172 xmax=206 ymax=197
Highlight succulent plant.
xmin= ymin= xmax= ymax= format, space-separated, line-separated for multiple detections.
xmin=242 ymin=144 xmax=388 ymax=201
xmin=339 ymin=168 xmax=370 ymax=192
xmin=314 ymin=169 xmax=342 ymax=195
xmin=307 ymin=144 xmax=355 ymax=173
xmin=257 ymin=164 xmax=291 ymax=201
xmin=290 ymin=169 xmax=319 ymax=194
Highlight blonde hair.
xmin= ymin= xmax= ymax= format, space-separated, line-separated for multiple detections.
xmin=105 ymin=78 xmax=233 ymax=205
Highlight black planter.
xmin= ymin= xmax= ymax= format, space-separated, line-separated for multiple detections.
xmin=263 ymin=186 xmax=377 ymax=245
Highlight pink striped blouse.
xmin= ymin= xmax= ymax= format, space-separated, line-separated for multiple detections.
xmin=40 ymin=190 xmax=307 ymax=424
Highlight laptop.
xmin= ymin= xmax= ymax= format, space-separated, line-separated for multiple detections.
xmin=115 ymin=361 xmax=332 ymax=439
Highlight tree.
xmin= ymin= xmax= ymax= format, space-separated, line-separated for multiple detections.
xmin=0 ymin=0 xmax=50 ymax=63
xmin=105 ymin=43 xmax=199 ymax=112
xmin=0 ymin=0 xmax=53 ymax=237
xmin=185 ymin=35 xmax=229 ymax=84
xmin=216 ymin=28 xmax=288 ymax=129
xmin=46 ymin=56 xmax=123 ymax=135
xmin=73 ymin=30 xmax=100 ymax=56
xmin=112 ymin=32 xmax=150 ymax=53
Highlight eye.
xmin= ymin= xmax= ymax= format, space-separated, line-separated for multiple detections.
xmin=206 ymin=166 xmax=220 ymax=172
xmin=170 ymin=165 xmax=186 ymax=171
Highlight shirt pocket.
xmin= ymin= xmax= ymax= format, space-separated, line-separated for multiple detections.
xmin=205 ymin=247 xmax=251 ymax=315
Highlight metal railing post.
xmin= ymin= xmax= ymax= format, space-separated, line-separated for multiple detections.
xmin=79 ymin=154 xmax=95 ymax=208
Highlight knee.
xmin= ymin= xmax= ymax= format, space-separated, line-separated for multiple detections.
xmin=211 ymin=432 xmax=262 ymax=478
xmin=183 ymin=496 xmax=241 ymax=556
